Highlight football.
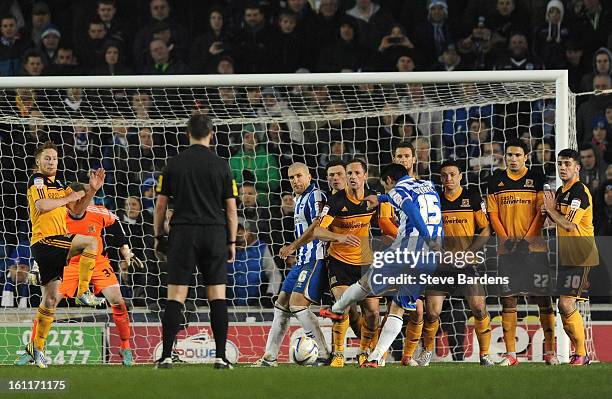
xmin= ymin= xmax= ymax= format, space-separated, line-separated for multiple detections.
xmin=290 ymin=336 xmax=319 ymax=366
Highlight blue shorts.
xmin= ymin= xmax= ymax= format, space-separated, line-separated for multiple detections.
xmin=281 ymin=259 xmax=327 ymax=303
xmin=392 ymin=294 xmax=419 ymax=311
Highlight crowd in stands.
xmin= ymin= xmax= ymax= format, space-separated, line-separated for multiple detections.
xmin=1 ymin=0 xmax=611 ymax=309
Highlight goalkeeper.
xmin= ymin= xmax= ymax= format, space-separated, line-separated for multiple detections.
xmin=17 ymin=182 xmax=138 ymax=367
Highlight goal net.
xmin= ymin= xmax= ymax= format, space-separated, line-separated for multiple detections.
xmin=0 ymin=71 xmax=592 ymax=365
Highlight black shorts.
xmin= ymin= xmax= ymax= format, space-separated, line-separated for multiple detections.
xmin=31 ymin=235 xmax=74 ymax=285
xmin=326 ymin=256 xmax=364 ymax=289
xmin=425 ymin=266 xmax=485 ymax=296
xmin=555 ymin=266 xmax=594 ymax=300
xmin=166 ymin=225 xmax=228 ymax=286
xmin=497 ymin=252 xmax=552 ymax=296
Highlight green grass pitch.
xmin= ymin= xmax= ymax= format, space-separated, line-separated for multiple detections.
xmin=1 ymin=363 xmax=611 ymax=399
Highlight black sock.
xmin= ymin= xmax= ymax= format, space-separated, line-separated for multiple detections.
xmin=162 ymin=300 xmax=182 ymax=360
xmin=209 ymin=299 xmax=228 ymax=359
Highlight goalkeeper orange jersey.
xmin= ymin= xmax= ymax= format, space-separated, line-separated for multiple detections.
xmin=319 ymin=188 xmax=380 ymax=266
xmin=27 ymin=173 xmax=72 ymax=244
xmin=486 ymin=167 xmax=546 ymax=253
xmin=441 ymin=187 xmax=489 ymax=252
xmin=554 ymin=178 xmax=599 ymax=267
xmin=66 ymin=205 xmax=117 ymax=267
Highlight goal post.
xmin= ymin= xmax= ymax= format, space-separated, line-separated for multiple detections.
xmin=0 ymin=70 xmax=586 ymax=365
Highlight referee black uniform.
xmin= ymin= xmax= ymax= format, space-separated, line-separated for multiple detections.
xmin=154 ymin=114 xmax=238 ymax=368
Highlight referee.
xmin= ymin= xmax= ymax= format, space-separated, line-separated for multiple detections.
xmin=154 ymin=113 xmax=238 ymax=369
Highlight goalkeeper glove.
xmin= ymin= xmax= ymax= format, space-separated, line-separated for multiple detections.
xmin=28 ymin=261 xmax=41 ymax=286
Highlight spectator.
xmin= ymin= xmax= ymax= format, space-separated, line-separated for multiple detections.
xmin=28 ymin=2 xmax=51 ymax=47
xmin=130 ymin=92 xmax=153 ymax=119
xmin=234 ymin=3 xmax=275 ymax=74
xmin=591 ymin=115 xmax=611 ymax=161
xmin=76 ymin=19 xmax=107 ymax=72
xmin=414 ymin=136 xmax=441 ymax=181
xmin=90 ymin=40 xmax=134 ymax=75
xmin=96 ymin=0 xmax=127 ymax=44
xmin=214 ymin=55 xmax=235 ymax=74
xmin=563 ymin=39 xmax=589 ymax=92
xmin=140 ymin=175 xmax=156 ymax=215
xmin=345 ymin=0 xmax=394 ymax=52
xmin=533 ymin=0 xmax=571 ymax=69
xmin=259 ymin=88 xmax=303 ymax=144
xmin=494 ymin=32 xmax=543 ymax=70
xmin=319 ymin=140 xmax=359 ymax=171
xmin=284 ymin=0 xmax=317 ymax=39
xmin=485 ymin=0 xmax=530 ymax=51
xmin=413 ymin=0 xmax=456 ymax=69
xmin=189 ymin=7 xmax=234 ymax=74
xmin=576 ymin=74 xmax=612 ymax=143
xmin=457 ymin=14 xmax=495 ymax=70
xmin=3 ymin=237 xmax=32 ymax=308
xmin=144 ymin=38 xmax=190 ymax=74
xmin=395 ymin=52 xmax=416 ymax=72
xmin=532 ymin=139 xmax=556 ymax=186
xmin=434 ymin=43 xmax=467 ymax=71
xmin=269 ymin=191 xmax=296 ymax=271
xmin=0 ymin=14 xmax=32 ymax=76
xmin=38 ymin=23 xmax=61 ymax=66
xmin=373 ymin=23 xmax=416 ymax=71
xmin=103 ymin=120 xmax=131 ymax=202
xmin=229 ymin=124 xmax=281 ymax=206
xmin=579 ymin=142 xmax=608 ymax=202
xmin=61 ymin=124 xmax=103 ymax=183
xmin=128 ymin=127 xmax=165 ymax=183
xmin=20 ymin=49 xmax=44 ymax=76
xmin=14 ymin=88 xmax=38 ymax=117
xmin=269 ymin=11 xmax=308 ymax=73
xmin=227 ymin=221 xmax=282 ymax=307
xmin=46 ymin=45 xmax=81 ymax=75
xmin=313 ymin=0 xmax=343 ymax=45
xmin=595 ymin=180 xmax=612 ymax=234
xmin=133 ymin=0 xmax=188 ymax=73
xmin=57 ymin=88 xmax=95 ymax=119
xmin=568 ymin=0 xmax=610 ymax=61
xmin=317 ymin=16 xmax=369 ymax=72
xmin=580 ymin=47 xmax=612 ymax=92
xmin=238 ymin=181 xmax=272 ymax=243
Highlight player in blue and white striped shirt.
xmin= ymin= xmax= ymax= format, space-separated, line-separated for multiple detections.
xmin=320 ymin=163 xmax=443 ymax=367
xmin=252 ymin=163 xmax=330 ymax=367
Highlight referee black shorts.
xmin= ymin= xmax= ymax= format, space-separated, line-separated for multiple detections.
xmin=31 ymin=234 xmax=75 ymax=285
xmin=167 ymin=225 xmax=228 ymax=286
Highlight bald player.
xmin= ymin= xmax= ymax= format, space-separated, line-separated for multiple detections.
xmin=252 ymin=163 xmax=336 ymax=367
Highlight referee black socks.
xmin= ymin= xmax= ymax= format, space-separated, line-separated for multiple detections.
xmin=161 ymin=299 xmax=182 ymax=360
xmin=209 ymin=299 xmax=228 ymax=360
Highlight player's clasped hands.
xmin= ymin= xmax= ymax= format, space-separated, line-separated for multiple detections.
xmin=542 ymin=190 xmax=556 ymax=212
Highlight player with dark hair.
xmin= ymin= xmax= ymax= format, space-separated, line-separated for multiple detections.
xmin=487 ymin=139 xmax=557 ymax=366
xmin=320 ymin=162 xmax=443 ymax=367
xmin=543 ymin=148 xmax=599 ymax=365
xmin=154 ymin=113 xmax=238 ymax=369
xmin=22 ymin=141 xmax=105 ymax=368
xmin=416 ymin=160 xmax=494 ymax=367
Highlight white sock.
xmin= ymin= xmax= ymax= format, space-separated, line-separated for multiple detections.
xmin=264 ymin=304 xmax=292 ymax=359
xmin=368 ymin=315 xmax=403 ymax=362
xmin=331 ymin=283 xmax=369 ymax=314
xmin=291 ymin=306 xmax=329 ymax=358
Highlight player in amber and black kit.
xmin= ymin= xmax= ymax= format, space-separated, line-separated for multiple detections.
xmin=543 ymin=148 xmax=599 ymax=365
xmin=486 ymin=140 xmax=557 ymax=366
xmin=154 ymin=114 xmax=238 ymax=369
